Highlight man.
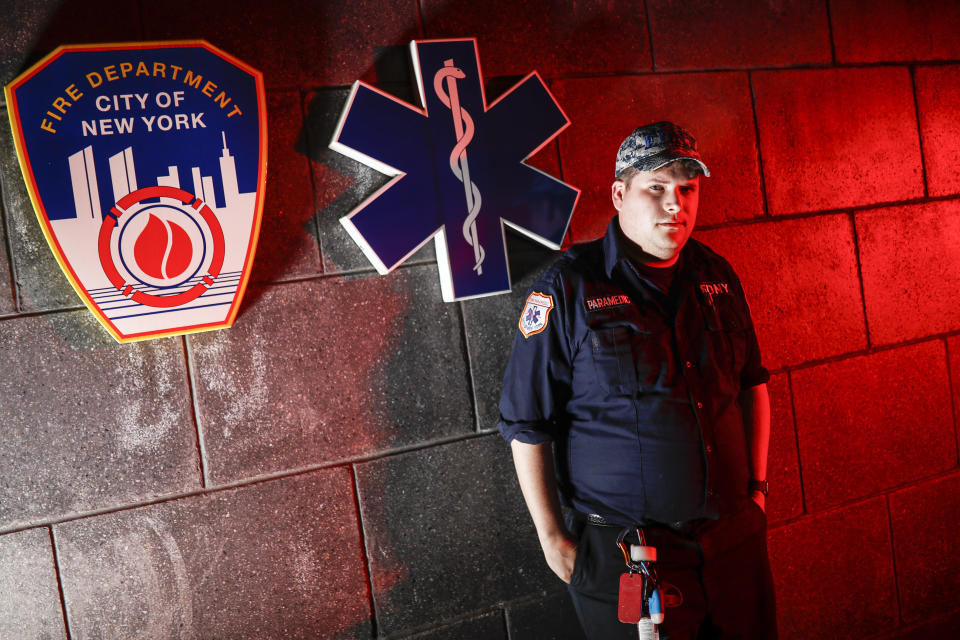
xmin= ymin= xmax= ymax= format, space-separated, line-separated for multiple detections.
xmin=498 ymin=122 xmax=776 ymax=639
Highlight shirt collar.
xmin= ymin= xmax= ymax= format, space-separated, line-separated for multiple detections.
xmin=602 ymin=216 xmax=629 ymax=278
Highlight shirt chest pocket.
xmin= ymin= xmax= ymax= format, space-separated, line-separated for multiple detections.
xmin=702 ymin=301 xmax=748 ymax=381
xmin=589 ymin=323 xmax=656 ymax=394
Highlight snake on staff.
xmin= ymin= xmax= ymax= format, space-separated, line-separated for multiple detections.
xmin=434 ymin=58 xmax=485 ymax=275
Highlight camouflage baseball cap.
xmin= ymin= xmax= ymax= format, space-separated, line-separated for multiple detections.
xmin=615 ymin=121 xmax=710 ymax=178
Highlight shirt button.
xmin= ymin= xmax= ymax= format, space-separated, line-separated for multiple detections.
xmin=696 ymin=401 xmax=703 ymax=409
xmin=706 ymin=445 xmax=713 ymax=453
xmin=685 ymin=361 xmax=693 ymax=368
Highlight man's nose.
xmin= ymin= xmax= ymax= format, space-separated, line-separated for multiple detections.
xmin=663 ymin=187 xmax=680 ymax=214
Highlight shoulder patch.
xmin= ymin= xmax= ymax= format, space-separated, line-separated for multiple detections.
xmin=519 ymin=291 xmax=555 ymax=338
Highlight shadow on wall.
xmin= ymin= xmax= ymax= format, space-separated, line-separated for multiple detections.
xmin=0 ymin=0 xmax=138 ymax=84
xmin=3 ymin=1 xmax=596 ymax=636
xmin=298 ymin=13 xmax=586 ymax=637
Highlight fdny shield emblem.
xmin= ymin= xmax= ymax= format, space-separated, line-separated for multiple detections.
xmin=331 ymin=38 xmax=579 ymax=302
xmin=519 ymin=291 xmax=554 ymax=338
xmin=4 ymin=41 xmax=266 ymax=342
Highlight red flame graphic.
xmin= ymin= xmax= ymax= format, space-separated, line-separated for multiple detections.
xmin=134 ymin=213 xmax=193 ymax=280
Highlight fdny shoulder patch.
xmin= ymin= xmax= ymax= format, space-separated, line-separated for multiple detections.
xmin=519 ymin=291 xmax=554 ymax=338
xmin=585 ymin=294 xmax=631 ymax=312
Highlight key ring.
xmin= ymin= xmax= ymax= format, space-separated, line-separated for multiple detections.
xmin=616 ymin=527 xmax=644 ymax=572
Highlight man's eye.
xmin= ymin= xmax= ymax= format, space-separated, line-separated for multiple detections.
xmin=649 ymin=185 xmax=663 ymax=192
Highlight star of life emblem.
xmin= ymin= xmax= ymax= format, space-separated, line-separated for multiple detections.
xmin=4 ymin=41 xmax=266 ymax=342
xmin=330 ymin=38 xmax=579 ymax=301
xmin=519 ymin=291 xmax=554 ymax=338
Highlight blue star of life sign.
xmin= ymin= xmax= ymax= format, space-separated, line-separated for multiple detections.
xmin=330 ymin=38 xmax=579 ymax=301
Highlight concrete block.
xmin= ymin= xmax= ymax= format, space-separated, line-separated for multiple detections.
xmin=143 ymin=0 xmax=419 ymax=87
xmin=0 ymin=528 xmax=67 ymax=639
xmin=552 ymin=73 xmax=762 ymax=244
xmin=55 ymin=469 xmax=372 ymax=639
xmin=461 ymin=233 xmax=560 ymax=430
xmin=0 ymin=0 xmax=140 ymax=85
xmin=791 ymin=341 xmax=954 ymax=512
xmin=0 ymin=199 xmax=14 ymax=314
xmin=831 ymin=0 xmax=960 ymax=63
xmin=407 ymin=610 xmax=506 ymax=640
xmin=355 ymin=435 xmax=554 ymax=636
xmin=507 ymin=590 xmax=588 ymax=640
xmin=0 ymin=311 xmax=199 ymax=530
xmin=251 ymin=90 xmax=320 ymax=283
xmin=857 ymin=200 xmax=960 ymax=345
xmin=915 ymin=65 xmax=960 ymax=197
xmin=696 ymin=214 xmax=867 ymax=369
xmin=0 ymin=105 xmax=79 ymax=312
xmin=892 ymin=608 xmax=960 ymax=639
xmin=304 ymin=88 xmax=434 ymax=274
xmin=950 ymin=335 xmax=960 ymax=451
xmin=752 ymin=67 xmax=923 ymax=215
xmin=766 ymin=374 xmax=803 ymax=524
xmin=889 ymin=472 xmax=960 ymax=624
xmin=421 ymin=0 xmax=651 ymax=77
xmin=647 ymin=0 xmax=831 ymax=69
xmin=768 ymin=497 xmax=896 ymax=639
xmin=189 ymin=265 xmax=473 ymax=485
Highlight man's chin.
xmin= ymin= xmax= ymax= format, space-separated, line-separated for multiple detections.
xmin=655 ymin=236 xmax=687 ymax=253
xmin=645 ymin=247 xmax=681 ymax=264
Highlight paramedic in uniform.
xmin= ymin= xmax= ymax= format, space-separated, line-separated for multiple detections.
xmin=498 ymin=122 xmax=777 ymax=639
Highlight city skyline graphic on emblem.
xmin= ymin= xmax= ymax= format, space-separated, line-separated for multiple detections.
xmin=331 ymin=38 xmax=579 ymax=301
xmin=57 ymin=134 xmax=255 ymax=332
xmin=5 ymin=41 xmax=266 ymax=342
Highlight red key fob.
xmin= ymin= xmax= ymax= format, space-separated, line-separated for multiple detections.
xmin=617 ymin=572 xmax=645 ymax=623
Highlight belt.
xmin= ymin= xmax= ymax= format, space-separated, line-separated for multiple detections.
xmin=585 ymin=513 xmax=620 ymax=527
xmin=586 ymin=512 xmax=703 ymax=536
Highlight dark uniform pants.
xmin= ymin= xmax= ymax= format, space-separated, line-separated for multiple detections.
xmin=565 ymin=500 xmax=777 ymax=640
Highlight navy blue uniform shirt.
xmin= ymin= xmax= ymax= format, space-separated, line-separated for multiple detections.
xmin=498 ymin=218 xmax=769 ymax=527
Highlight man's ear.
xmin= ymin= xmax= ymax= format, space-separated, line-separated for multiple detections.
xmin=611 ymin=180 xmax=625 ymax=212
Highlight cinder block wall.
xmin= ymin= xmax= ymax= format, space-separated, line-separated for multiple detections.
xmin=1 ymin=1 xmax=959 ymax=638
